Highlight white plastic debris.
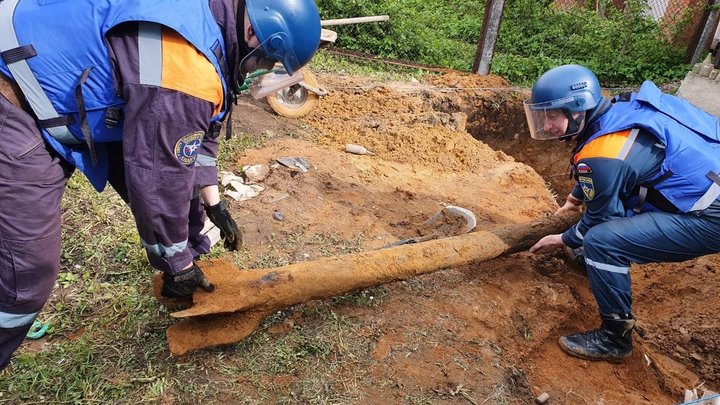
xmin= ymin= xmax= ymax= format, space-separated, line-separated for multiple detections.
xmin=219 ymin=170 xmax=245 ymax=187
xmin=219 ymin=170 xmax=264 ymax=201
xmin=682 ymin=386 xmax=720 ymax=405
xmin=535 ymin=392 xmax=550 ymax=404
xmin=423 ymin=205 xmax=477 ymax=234
xmin=345 ymin=143 xmax=375 ymax=156
xmin=225 ymin=183 xmax=264 ymax=201
xmin=201 ymin=219 xmax=222 ymax=247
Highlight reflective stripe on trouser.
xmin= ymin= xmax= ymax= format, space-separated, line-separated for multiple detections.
xmin=104 ymin=145 xmax=211 ymax=259
xmin=582 ymin=205 xmax=720 ymax=314
xmin=0 ymin=96 xmax=71 ymax=369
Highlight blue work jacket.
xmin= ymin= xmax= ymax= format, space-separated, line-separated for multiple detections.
xmin=0 ymin=0 xmax=230 ymax=190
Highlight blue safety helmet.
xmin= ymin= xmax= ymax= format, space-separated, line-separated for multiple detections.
xmin=524 ymin=65 xmax=603 ymax=140
xmin=245 ymin=0 xmax=321 ymax=75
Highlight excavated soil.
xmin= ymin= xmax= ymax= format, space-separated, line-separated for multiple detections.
xmin=198 ymin=71 xmax=719 ymax=404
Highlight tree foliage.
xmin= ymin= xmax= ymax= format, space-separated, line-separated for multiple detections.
xmin=315 ymin=0 xmax=691 ymax=85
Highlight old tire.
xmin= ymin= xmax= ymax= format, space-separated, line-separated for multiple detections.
xmin=266 ymin=68 xmax=320 ymax=118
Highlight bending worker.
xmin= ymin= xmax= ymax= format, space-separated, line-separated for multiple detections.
xmin=525 ymin=64 xmax=720 ymax=362
xmin=0 ymin=0 xmax=321 ymax=369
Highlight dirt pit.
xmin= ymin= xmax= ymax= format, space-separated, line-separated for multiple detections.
xmin=203 ymin=71 xmax=719 ymax=404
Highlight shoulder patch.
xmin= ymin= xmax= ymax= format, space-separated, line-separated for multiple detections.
xmin=576 ymin=162 xmax=592 ymax=174
xmin=175 ymin=131 xmax=204 ymax=165
xmin=578 ymin=175 xmax=595 ymax=200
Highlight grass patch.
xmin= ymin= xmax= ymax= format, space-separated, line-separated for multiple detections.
xmin=227 ymin=304 xmax=372 ymax=403
xmin=217 ymin=130 xmax=266 ymax=168
xmin=330 ymin=286 xmax=388 ymax=308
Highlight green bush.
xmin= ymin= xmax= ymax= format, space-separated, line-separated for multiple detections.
xmin=316 ymin=0 xmax=692 ymax=85
xmin=317 ymin=0 xmax=482 ymax=69
xmin=494 ymin=0 xmax=690 ymax=85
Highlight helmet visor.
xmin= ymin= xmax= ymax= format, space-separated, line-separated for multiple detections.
xmin=247 ymin=66 xmax=304 ymax=100
xmin=239 ymin=41 xmax=278 ymax=78
xmin=523 ymin=99 xmax=586 ymax=140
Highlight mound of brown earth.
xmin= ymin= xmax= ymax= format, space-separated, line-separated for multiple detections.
xmin=201 ymin=70 xmax=720 ymax=404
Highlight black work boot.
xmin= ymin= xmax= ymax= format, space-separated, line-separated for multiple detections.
xmin=558 ymin=313 xmax=635 ymax=362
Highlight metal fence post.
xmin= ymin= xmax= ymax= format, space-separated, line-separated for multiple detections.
xmin=689 ymin=0 xmax=720 ymax=64
xmin=472 ymin=0 xmax=506 ymax=75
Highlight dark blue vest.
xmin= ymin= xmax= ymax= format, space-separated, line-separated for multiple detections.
xmin=581 ymin=81 xmax=720 ymax=213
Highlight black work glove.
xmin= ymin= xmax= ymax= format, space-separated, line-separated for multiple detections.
xmin=564 ymin=246 xmax=587 ymax=273
xmin=205 ymin=200 xmax=242 ymax=251
xmin=161 ymin=263 xmax=215 ymax=298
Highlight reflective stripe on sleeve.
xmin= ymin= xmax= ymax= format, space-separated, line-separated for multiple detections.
xmin=574 ymin=226 xmax=584 ymax=240
xmin=690 ymin=182 xmax=720 ymax=212
xmin=194 ymin=154 xmax=217 ymax=167
xmin=616 ymin=128 xmax=639 ymax=161
xmin=141 ymin=238 xmax=188 ymax=258
xmin=138 ymin=23 xmax=162 ymax=87
xmin=0 ymin=310 xmax=38 ymax=329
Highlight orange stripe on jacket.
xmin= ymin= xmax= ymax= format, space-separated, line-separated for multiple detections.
xmin=573 ymin=130 xmax=634 ymax=165
xmin=161 ymin=28 xmax=223 ymax=116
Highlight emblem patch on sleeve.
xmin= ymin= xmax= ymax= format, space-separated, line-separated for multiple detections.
xmin=576 ymin=162 xmax=592 ymax=174
xmin=175 ymin=131 xmax=204 ymax=165
xmin=578 ymin=175 xmax=595 ymax=200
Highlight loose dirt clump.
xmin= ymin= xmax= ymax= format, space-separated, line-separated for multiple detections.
xmin=303 ymin=77 xmax=507 ymax=175
xmin=413 ymin=209 xmax=468 ymax=239
xmin=207 ymin=70 xmax=719 ymax=404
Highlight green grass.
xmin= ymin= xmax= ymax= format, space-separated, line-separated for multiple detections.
xmin=0 ymin=185 xmax=382 ymax=404
xmin=217 ymin=131 xmax=266 ymax=166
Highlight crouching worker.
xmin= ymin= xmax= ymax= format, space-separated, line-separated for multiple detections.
xmin=525 ymin=64 xmax=720 ymax=362
xmin=0 ymin=0 xmax=321 ymax=369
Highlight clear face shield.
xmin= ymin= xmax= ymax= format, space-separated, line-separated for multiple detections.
xmin=239 ymin=38 xmax=304 ymax=100
xmin=523 ymin=98 xmax=587 ymax=140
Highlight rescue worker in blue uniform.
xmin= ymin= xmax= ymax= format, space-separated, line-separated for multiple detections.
xmin=525 ymin=64 xmax=720 ymax=362
xmin=0 ymin=0 xmax=321 ymax=369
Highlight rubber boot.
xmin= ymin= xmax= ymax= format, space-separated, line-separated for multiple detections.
xmin=558 ymin=313 xmax=635 ymax=362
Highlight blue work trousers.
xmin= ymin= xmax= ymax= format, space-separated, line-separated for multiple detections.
xmin=0 ymin=97 xmax=72 ymax=369
xmin=582 ymin=204 xmax=720 ymax=315
xmin=0 ymin=98 xmax=210 ymax=370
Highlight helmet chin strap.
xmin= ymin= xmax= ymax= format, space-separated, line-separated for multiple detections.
xmin=569 ymin=98 xmax=612 ymax=147
xmin=233 ymin=0 xmax=250 ymax=91
xmin=222 ymin=0 xmax=248 ymax=140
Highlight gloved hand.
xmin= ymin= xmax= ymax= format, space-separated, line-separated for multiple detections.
xmin=205 ymin=200 xmax=242 ymax=251
xmin=161 ymin=262 xmax=215 ymax=298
